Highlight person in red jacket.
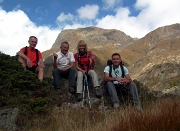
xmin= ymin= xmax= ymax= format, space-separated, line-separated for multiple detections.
xmin=17 ymin=36 xmax=44 ymax=81
xmin=74 ymin=40 xmax=102 ymax=101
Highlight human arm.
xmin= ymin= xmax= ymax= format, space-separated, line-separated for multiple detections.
xmin=61 ymin=61 xmax=74 ymax=71
xmin=38 ymin=59 xmax=45 ymax=68
xmin=104 ymin=66 xmax=128 ymax=84
xmin=104 ymin=72 xmax=127 ymax=83
xmin=75 ymin=61 xmax=86 ymax=75
xmin=52 ymin=52 xmax=57 ymax=69
xmin=17 ymin=50 xmax=32 ymax=67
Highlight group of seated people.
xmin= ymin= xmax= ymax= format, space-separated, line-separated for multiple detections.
xmin=17 ymin=36 xmax=141 ymax=109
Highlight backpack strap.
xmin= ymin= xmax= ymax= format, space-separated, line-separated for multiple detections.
xmin=77 ymin=52 xmax=90 ymax=72
xmin=109 ymin=63 xmax=125 ymax=78
xmin=35 ymin=49 xmax=39 ymax=65
xmin=120 ymin=63 xmax=125 ymax=78
xmin=24 ymin=46 xmax=39 ymax=66
xmin=109 ymin=65 xmax=112 ymax=77
xmin=24 ymin=46 xmax=28 ymax=55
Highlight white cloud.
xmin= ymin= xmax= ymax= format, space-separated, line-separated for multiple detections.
xmin=1 ymin=0 xmax=180 ymax=56
xmin=13 ymin=4 xmax=21 ymax=11
xmin=96 ymin=0 xmax=180 ymax=38
xmin=77 ymin=5 xmax=99 ymax=20
xmin=102 ymin=0 xmax=122 ymax=10
xmin=57 ymin=12 xmax=73 ymax=22
xmin=35 ymin=7 xmax=48 ymax=16
xmin=0 ymin=9 xmax=59 ymax=56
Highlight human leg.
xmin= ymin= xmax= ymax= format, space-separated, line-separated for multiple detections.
xmin=36 ymin=66 xmax=44 ymax=81
xmin=126 ymin=82 xmax=141 ymax=106
xmin=76 ymin=71 xmax=84 ymax=101
xmin=76 ymin=71 xmax=83 ymax=93
xmin=87 ymin=70 xmax=99 ymax=87
xmin=68 ymin=68 xmax=76 ymax=94
xmin=88 ymin=70 xmax=102 ymax=98
xmin=68 ymin=68 xmax=76 ymax=87
xmin=52 ymin=68 xmax=61 ymax=89
xmin=105 ymin=82 xmax=119 ymax=106
xmin=18 ymin=56 xmax=26 ymax=69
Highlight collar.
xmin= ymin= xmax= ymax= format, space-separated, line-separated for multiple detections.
xmin=113 ymin=65 xmax=120 ymax=69
xmin=60 ymin=51 xmax=68 ymax=57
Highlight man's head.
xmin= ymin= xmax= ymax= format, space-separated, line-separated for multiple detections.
xmin=112 ymin=53 xmax=121 ymax=67
xmin=60 ymin=41 xmax=69 ymax=55
xmin=28 ymin=36 xmax=38 ymax=49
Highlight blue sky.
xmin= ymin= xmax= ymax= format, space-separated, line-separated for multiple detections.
xmin=0 ymin=0 xmax=180 ymax=56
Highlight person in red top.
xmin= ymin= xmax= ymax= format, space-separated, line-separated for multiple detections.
xmin=17 ymin=36 xmax=44 ymax=81
xmin=74 ymin=40 xmax=102 ymax=101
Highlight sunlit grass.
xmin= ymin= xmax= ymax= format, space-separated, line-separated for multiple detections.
xmin=19 ymin=96 xmax=180 ymax=131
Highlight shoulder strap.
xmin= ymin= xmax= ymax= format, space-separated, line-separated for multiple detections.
xmin=24 ymin=46 xmax=28 ymax=55
xmin=109 ymin=65 xmax=112 ymax=77
xmin=24 ymin=46 xmax=39 ymax=64
xmin=120 ymin=63 xmax=125 ymax=78
xmin=109 ymin=64 xmax=124 ymax=78
xmin=35 ymin=49 xmax=39 ymax=64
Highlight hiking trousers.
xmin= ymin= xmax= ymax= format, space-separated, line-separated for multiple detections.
xmin=52 ymin=68 xmax=76 ymax=89
xmin=105 ymin=81 xmax=140 ymax=106
xmin=76 ymin=70 xmax=100 ymax=93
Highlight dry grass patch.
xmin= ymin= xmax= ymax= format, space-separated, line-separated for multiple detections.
xmin=20 ymin=97 xmax=180 ymax=131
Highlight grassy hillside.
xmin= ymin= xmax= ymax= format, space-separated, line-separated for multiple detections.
xmin=1 ymin=52 xmax=180 ymax=131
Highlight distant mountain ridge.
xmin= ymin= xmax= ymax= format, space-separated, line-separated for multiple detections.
xmin=43 ymin=23 xmax=180 ymax=91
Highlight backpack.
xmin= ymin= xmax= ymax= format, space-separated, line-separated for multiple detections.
xmin=107 ymin=59 xmax=125 ymax=78
xmin=77 ymin=51 xmax=96 ymax=70
xmin=24 ymin=46 xmax=39 ymax=65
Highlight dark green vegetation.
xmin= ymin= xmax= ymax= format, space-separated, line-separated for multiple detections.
xmin=0 ymin=52 xmax=61 ymax=116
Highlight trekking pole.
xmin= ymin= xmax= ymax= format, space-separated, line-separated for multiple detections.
xmin=82 ymin=75 xmax=86 ymax=108
xmin=81 ymin=73 xmax=91 ymax=109
xmin=84 ymin=74 xmax=91 ymax=109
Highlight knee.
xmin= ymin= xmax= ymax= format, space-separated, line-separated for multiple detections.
xmin=52 ymin=68 xmax=59 ymax=74
xmin=128 ymin=82 xmax=137 ymax=90
xmin=106 ymin=81 xmax=113 ymax=86
xmin=89 ymin=70 xmax=97 ymax=76
xmin=69 ymin=68 xmax=76 ymax=73
xmin=77 ymin=71 xmax=83 ymax=77
xmin=38 ymin=67 xmax=44 ymax=72
xmin=129 ymin=81 xmax=136 ymax=87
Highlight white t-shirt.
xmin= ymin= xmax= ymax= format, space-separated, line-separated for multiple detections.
xmin=104 ymin=65 xmax=129 ymax=84
xmin=55 ymin=51 xmax=75 ymax=69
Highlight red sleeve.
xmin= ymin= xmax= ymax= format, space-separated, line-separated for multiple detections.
xmin=88 ymin=52 xmax=92 ymax=59
xmin=20 ymin=47 xmax=25 ymax=53
xmin=74 ymin=53 xmax=78 ymax=62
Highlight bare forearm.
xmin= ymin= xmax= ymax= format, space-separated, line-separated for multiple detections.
xmin=104 ymin=76 xmax=117 ymax=82
xmin=66 ymin=62 xmax=74 ymax=70
xmin=53 ymin=58 xmax=57 ymax=69
xmin=18 ymin=51 xmax=28 ymax=60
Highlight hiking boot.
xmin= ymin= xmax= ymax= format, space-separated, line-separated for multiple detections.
xmin=77 ymin=93 xmax=83 ymax=101
xmin=95 ymin=87 xmax=102 ymax=99
xmin=135 ymin=104 xmax=142 ymax=111
xmin=69 ymin=87 xmax=75 ymax=94
xmin=113 ymin=103 xmax=120 ymax=108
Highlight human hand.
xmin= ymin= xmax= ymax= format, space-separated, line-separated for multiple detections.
xmin=38 ymin=63 xmax=45 ymax=68
xmin=26 ymin=58 xmax=32 ymax=67
xmin=52 ymin=52 xmax=58 ymax=58
xmin=61 ymin=67 xmax=68 ymax=71
xmin=81 ymin=70 xmax=86 ymax=76
xmin=116 ymin=78 xmax=127 ymax=84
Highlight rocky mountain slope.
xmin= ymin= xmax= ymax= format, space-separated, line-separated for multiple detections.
xmin=124 ymin=23 xmax=180 ymax=91
xmin=43 ymin=23 xmax=180 ymax=91
xmin=42 ymin=27 xmax=136 ymax=78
